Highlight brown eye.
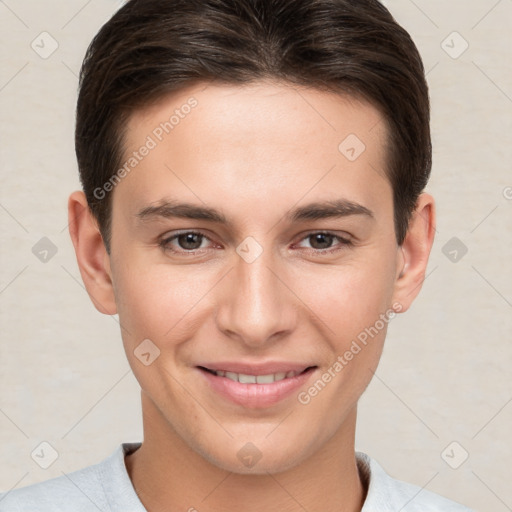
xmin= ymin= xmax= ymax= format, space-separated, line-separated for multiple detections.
xmin=308 ymin=233 xmax=335 ymax=250
xmin=295 ymin=231 xmax=353 ymax=254
xmin=176 ymin=232 xmax=204 ymax=250
xmin=160 ymin=231 xmax=211 ymax=253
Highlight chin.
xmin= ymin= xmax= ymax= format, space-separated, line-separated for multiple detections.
xmin=195 ymin=435 xmax=311 ymax=476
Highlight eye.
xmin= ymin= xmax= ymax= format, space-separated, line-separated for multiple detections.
xmin=159 ymin=231 xmax=212 ymax=253
xmin=159 ymin=230 xmax=353 ymax=257
xmin=296 ymin=231 xmax=353 ymax=253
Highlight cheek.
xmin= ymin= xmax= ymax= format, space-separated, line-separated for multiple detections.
xmin=292 ymin=256 xmax=396 ymax=340
xmin=291 ymin=262 xmax=395 ymax=416
xmin=112 ymin=261 xmax=213 ymax=346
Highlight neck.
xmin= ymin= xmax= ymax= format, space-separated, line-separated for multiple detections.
xmin=125 ymin=392 xmax=366 ymax=512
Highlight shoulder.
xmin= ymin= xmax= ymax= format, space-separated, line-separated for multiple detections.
xmin=0 ymin=443 xmax=142 ymax=512
xmin=357 ymin=452 xmax=475 ymax=512
xmin=0 ymin=461 xmax=106 ymax=512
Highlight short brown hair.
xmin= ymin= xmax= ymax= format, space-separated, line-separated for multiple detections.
xmin=76 ymin=0 xmax=431 ymax=251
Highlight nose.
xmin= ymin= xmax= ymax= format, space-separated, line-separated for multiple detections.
xmin=214 ymin=245 xmax=298 ymax=348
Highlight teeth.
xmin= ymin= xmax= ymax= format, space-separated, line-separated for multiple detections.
xmin=225 ymin=371 xmax=238 ymax=381
xmin=239 ymin=374 xmax=256 ymax=384
xmin=256 ymin=374 xmax=274 ymax=384
xmin=215 ymin=370 xmax=298 ymax=383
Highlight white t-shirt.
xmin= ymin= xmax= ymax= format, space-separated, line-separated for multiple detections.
xmin=0 ymin=442 xmax=474 ymax=511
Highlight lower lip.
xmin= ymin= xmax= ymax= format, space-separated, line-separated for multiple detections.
xmin=197 ymin=367 xmax=317 ymax=408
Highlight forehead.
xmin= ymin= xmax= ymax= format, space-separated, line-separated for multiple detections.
xmin=125 ymin=79 xmax=387 ymax=153
xmin=115 ymin=80 xmax=391 ymax=224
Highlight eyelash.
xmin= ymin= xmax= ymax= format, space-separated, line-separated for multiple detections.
xmin=158 ymin=230 xmax=353 ymax=256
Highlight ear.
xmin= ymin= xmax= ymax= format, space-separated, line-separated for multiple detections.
xmin=391 ymin=193 xmax=436 ymax=313
xmin=68 ymin=190 xmax=117 ymax=315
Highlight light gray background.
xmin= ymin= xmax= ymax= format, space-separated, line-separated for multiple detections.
xmin=0 ymin=1 xmax=511 ymax=511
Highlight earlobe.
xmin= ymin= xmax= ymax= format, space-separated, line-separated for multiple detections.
xmin=392 ymin=193 xmax=436 ymax=313
xmin=68 ymin=190 xmax=117 ymax=315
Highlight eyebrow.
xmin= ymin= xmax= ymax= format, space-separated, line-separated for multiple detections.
xmin=136 ymin=198 xmax=374 ymax=225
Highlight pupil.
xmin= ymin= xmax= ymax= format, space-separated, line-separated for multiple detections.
xmin=311 ymin=233 xmax=333 ymax=249
xmin=179 ymin=233 xmax=202 ymax=250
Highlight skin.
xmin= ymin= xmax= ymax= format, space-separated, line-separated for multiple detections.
xmin=68 ymin=80 xmax=435 ymax=512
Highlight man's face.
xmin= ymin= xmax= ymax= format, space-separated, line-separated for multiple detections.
xmin=107 ymin=81 xmax=404 ymax=473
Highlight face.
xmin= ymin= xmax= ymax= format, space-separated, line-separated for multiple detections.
xmin=103 ymin=81 xmax=409 ymax=474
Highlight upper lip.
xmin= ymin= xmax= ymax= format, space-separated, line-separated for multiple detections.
xmin=197 ymin=362 xmax=316 ymax=375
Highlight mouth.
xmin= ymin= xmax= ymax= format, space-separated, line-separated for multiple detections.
xmin=198 ymin=365 xmax=316 ymax=384
xmin=196 ymin=364 xmax=318 ymax=408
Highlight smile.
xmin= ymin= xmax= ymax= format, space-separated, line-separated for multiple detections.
xmin=202 ymin=367 xmax=310 ymax=383
xmin=197 ymin=365 xmax=317 ymax=408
